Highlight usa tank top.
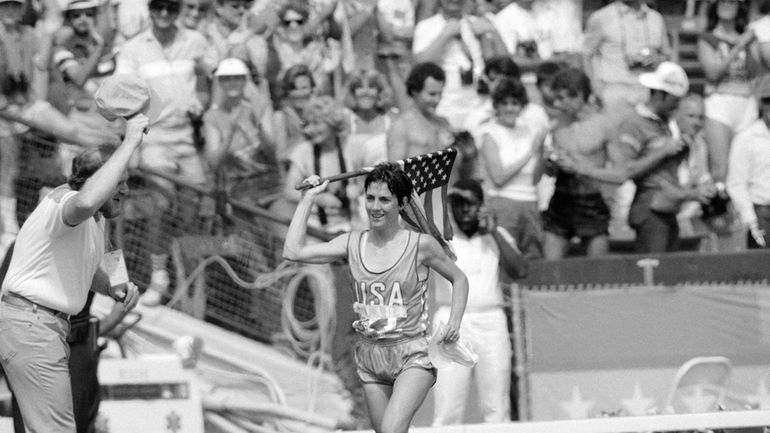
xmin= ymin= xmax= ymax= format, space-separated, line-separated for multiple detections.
xmin=347 ymin=230 xmax=429 ymax=340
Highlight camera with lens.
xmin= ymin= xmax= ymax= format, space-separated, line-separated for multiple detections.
xmin=516 ymin=40 xmax=539 ymax=59
xmin=625 ymin=47 xmax=658 ymax=71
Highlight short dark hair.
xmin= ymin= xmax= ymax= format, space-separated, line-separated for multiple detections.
xmin=450 ymin=178 xmax=484 ymax=203
xmin=364 ymin=162 xmax=413 ymax=206
xmin=282 ymin=63 xmax=315 ymax=92
xmin=491 ymin=77 xmax=529 ymax=107
xmin=68 ymin=144 xmax=116 ymax=191
xmin=551 ymin=68 xmax=592 ymax=102
xmin=535 ymin=60 xmax=569 ymax=89
xmin=406 ymin=62 xmax=445 ymax=97
xmin=707 ymin=0 xmax=749 ymax=33
xmin=484 ymin=56 xmax=521 ymax=81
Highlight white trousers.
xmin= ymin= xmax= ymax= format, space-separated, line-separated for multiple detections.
xmin=431 ymin=306 xmax=512 ymax=425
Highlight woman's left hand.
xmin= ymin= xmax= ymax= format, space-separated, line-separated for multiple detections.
xmin=442 ymin=320 xmax=461 ymax=343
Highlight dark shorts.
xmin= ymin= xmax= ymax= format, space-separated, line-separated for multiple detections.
xmin=543 ymin=190 xmax=610 ymax=239
xmin=354 ymin=335 xmax=436 ymax=386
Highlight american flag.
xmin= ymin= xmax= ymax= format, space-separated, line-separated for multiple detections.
xmin=398 ymin=148 xmax=457 ymax=247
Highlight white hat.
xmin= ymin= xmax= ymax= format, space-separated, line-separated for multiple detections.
xmin=639 ymin=61 xmax=689 ymax=98
xmin=65 ymin=0 xmax=100 ymax=10
xmin=214 ymin=58 xmax=249 ymax=77
xmin=94 ymin=74 xmax=165 ymax=124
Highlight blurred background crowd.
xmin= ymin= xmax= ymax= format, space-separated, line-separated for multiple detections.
xmin=1 ymin=0 xmax=770 ymax=298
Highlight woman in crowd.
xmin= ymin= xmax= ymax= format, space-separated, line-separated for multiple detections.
xmin=478 ymin=77 xmax=547 ymax=259
xmin=698 ymin=0 xmax=758 ymax=184
xmin=284 ymin=95 xmax=353 ymax=233
xmin=203 ymin=58 xmax=285 ymax=216
xmin=269 ymin=0 xmax=340 ymax=95
xmin=273 ymin=63 xmax=315 ymax=171
xmin=343 ymin=69 xmax=396 ymax=229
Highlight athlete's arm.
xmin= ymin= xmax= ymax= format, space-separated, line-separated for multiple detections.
xmin=419 ymin=236 xmax=468 ymax=343
xmin=283 ymin=177 xmax=349 ymax=264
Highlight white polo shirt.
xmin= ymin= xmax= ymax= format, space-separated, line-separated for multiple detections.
xmin=434 ymin=230 xmax=502 ymax=311
xmin=2 ymin=188 xmax=105 ymax=315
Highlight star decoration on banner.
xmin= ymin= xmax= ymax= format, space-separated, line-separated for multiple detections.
xmin=681 ymin=386 xmax=718 ymax=413
xmin=621 ymin=383 xmax=657 ymax=415
xmin=402 ymin=149 xmax=455 ymax=195
xmin=752 ymin=379 xmax=770 ymax=409
xmin=166 ymin=410 xmax=182 ymax=433
xmin=560 ymin=386 xmax=595 ymax=419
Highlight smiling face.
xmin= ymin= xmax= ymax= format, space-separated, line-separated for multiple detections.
xmin=280 ymin=9 xmax=305 ymax=43
xmin=180 ymin=0 xmax=208 ymax=29
xmin=288 ymin=74 xmax=313 ymax=110
xmin=149 ymin=0 xmax=181 ymax=30
xmin=354 ymin=81 xmax=379 ymax=111
xmin=365 ymin=181 xmax=401 ymax=230
xmin=99 ymin=171 xmax=129 ymax=219
xmin=413 ymin=76 xmax=444 ymax=116
xmin=494 ymin=96 xmax=524 ymax=127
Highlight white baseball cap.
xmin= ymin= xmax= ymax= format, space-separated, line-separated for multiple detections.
xmin=639 ymin=61 xmax=689 ymax=98
xmin=65 ymin=0 xmax=100 ymax=10
xmin=214 ymin=58 xmax=249 ymax=77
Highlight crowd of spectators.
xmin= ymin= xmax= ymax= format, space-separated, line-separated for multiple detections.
xmin=1 ymin=0 xmax=770 ymax=297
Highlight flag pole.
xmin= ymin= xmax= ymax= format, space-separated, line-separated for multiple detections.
xmin=294 ymin=167 xmax=373 ymax=191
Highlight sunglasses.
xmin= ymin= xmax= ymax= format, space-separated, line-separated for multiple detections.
xmin=150 ymin=2 xmax=181 ymax=13
xmin=282 ymin=18 xmax=304 ymax=26
xmin=184 ymin=3 xmax=208 ymax=11
xmin=224 ymin=0 xmax=250 ymax=10
xmin=67 ymin=9 xmax=96 ymax=18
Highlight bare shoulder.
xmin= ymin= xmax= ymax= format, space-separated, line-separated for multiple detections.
xmin=417 ymin=233 xmax=444 ymax=261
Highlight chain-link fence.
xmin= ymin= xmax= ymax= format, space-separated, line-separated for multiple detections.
xmin=8 ymin=124 xmax=323 ymax=349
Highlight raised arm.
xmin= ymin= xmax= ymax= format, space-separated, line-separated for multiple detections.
xmin=418 ymin=235 xmax=468 ymax=343
xmin=387 ymin=116 xmax=411 ymax=161
xmin=63 ymin=114 xmax=148 ymax=226
xmin=283 ymin=176 xmax=349 ymax=264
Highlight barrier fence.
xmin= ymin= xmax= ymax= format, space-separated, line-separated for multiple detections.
xmin=6 ymin=122 xmax=328 ymax=352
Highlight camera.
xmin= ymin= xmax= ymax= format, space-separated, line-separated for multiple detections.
xmin=625 ymin=47 xmax=658 ymax=71
xmin=516 ymin=40 xmax=539 ymax=59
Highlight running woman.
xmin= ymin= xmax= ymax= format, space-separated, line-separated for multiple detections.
xmin=283 ymin=162 xmax=469 ymax=433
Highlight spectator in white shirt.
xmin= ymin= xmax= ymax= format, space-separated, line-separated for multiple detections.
xmin=726 ymin=76 xmax=770 ymax=248
xmin=412 ymin=0 xmax=505 ymax=128
xmin=582 ymin=0 xmax=671 ymax=122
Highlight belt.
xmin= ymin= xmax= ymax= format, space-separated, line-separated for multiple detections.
xmin=1 ymin=292 xmax=70 ymax=320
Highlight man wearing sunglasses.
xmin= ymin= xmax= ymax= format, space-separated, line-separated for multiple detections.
xmin=52 ymin=0 xmax=123 ymax=146
xmin=115 ymin=0 xmax=217 ymax=304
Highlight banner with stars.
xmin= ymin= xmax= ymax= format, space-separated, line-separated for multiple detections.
xmin=520 ymin=282 xmax=770 ymax=420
